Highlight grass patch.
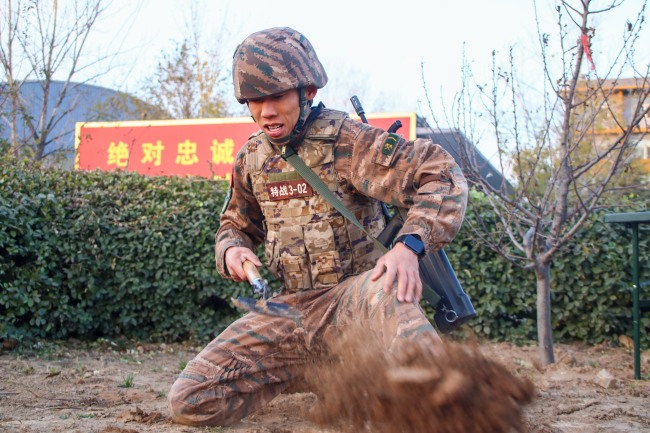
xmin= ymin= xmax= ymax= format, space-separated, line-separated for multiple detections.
xmin=118 ymin=373 xmax=134 ymax=388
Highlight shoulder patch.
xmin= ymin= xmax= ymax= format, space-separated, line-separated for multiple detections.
xmin=381 ymin=133 xmax=400 ymax=156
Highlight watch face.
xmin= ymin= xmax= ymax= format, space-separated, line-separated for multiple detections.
xmin=402 ymin=234 xmax=424 ymax=256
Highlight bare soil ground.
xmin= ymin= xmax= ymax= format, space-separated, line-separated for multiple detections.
xmin=1 ymin=338 xmax=649 ymax=433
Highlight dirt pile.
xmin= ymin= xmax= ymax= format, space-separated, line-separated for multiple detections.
xmin=306 ymin=326 xmax=535 ymax=433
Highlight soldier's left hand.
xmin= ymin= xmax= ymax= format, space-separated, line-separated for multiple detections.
xmin=370 ymin=243 xmax=422 ymax=303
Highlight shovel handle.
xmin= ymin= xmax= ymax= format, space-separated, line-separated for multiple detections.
xmin=243 ymin=260 xmax=262 ymax=284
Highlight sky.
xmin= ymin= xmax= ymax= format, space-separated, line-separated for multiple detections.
xmin=91 ymin=0 xmax=540 ymax=110
xmin=83 ymin=0 xmax=650 ymax=159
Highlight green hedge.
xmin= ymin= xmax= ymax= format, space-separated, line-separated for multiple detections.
xmin=0 ymin=159 xmax=247 ymax=343
xmin=1 ymin=158 xmax=648 ymax=347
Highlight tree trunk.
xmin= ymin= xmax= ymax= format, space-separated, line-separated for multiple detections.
xmin=535 ymin=262 xmax=555 ymax=365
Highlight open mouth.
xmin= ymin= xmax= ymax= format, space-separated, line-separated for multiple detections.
xmin=265 ymin=124 xmax=285 ymax=138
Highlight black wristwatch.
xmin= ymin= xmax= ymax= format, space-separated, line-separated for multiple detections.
xmin=395 ymin=234 xmax=425 ymax=257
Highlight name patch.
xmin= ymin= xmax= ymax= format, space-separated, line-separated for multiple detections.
xmin=266 ymin=179 xmax=313 ymax=201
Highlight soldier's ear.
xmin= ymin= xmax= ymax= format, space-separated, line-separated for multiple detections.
xmin=305 ymin=86 xmax=318 ymax=101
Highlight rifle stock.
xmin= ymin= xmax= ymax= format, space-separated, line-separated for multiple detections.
xmin=420 ymin=249 xmax=476 ymax=333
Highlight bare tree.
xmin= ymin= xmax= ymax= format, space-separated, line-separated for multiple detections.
xmin=135 ymin=2 xmax=230 ymax=120
xmin=425 ymin=0 xmax=650 ymax=365
xmin=0 ymin=0 xmax=112 ymax=162
xmin=138 ymin=39 xmax=228 ymax=120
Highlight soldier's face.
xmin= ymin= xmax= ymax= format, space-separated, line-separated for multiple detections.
xmin=248 ymin=88 xmax=317 ymax=141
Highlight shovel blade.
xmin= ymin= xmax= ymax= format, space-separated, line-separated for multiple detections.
xmin=231 ymin=296 xmax=302 ymax=319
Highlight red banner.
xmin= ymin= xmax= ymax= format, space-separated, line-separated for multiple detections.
xmin=75 ymin=113 xmax=416 ymax=180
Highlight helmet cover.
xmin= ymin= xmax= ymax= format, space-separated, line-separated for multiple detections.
xmin=233 ymin=27 xmax=328 ymax=103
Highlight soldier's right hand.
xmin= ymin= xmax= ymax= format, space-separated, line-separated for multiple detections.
xmin=225 ymin=247 xmax=262 ymax=283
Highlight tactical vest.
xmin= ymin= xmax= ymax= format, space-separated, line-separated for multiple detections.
xmin=244 ymin=109 xmax=386 ymax=291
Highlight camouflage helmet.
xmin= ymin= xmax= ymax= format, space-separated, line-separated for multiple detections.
xmin=233 ymin=27 xmax=328 ymax=103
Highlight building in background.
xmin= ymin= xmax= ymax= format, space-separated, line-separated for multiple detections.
xmin=575 ymin=77 xmax=650 ymax=179
xmin=0 ymin=80 xmax=159 ymax=169
xmin=416 ymin=116 xmax=512 ymax=194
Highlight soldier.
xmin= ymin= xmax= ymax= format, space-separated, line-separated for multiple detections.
xmin=168 ymin=26 xmax=468 ymax=426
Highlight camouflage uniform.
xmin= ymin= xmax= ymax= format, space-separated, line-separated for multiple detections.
xmin=168 ymin=27 xmax=468 ymax=427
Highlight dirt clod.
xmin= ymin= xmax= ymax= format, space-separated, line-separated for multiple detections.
xmin=306 ymin=326 xmax=535 ymax=433
xmin=117 ymin=407 xmax=165 ymax=424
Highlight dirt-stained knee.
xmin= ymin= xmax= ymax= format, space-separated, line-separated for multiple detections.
xmin=167 ymin=376 xmax=237 ymax=427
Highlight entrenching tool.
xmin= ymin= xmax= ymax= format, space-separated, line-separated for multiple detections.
xmin=231 ymin=261 xmax=302 ymax=319
xmin=243 ymin=260 xmax=271 ymax=299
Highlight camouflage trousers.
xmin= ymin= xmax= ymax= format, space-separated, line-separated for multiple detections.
xmin=167 ymin=269 xmax=438 ymax=426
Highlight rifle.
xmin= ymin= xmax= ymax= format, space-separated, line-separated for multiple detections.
xmin=351 ymin=96 xmax=476 ymax=333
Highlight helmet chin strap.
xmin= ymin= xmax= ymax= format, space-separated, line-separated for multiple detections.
xmin=266 ymin=87 xmax=312 ymax=147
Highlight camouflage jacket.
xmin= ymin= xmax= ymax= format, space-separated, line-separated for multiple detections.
xmin=216 ymin=108 xmax=468 ymax=290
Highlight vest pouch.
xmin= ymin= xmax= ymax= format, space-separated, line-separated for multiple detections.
xmin=304 ymin=221 xmax=341 ymax=289
xmin=280 ymin=255 xmax=311 ymax=291
xmin=308 ymin=252 xmax=340 ymax=287
xmin=264 ymin=230 xmax=278 ymax=279
xmin=277 ymin=225 xmax=310 ymax=291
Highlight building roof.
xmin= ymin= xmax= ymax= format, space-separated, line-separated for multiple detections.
xmin=415 ymin=117 xmax=512 ymax=194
